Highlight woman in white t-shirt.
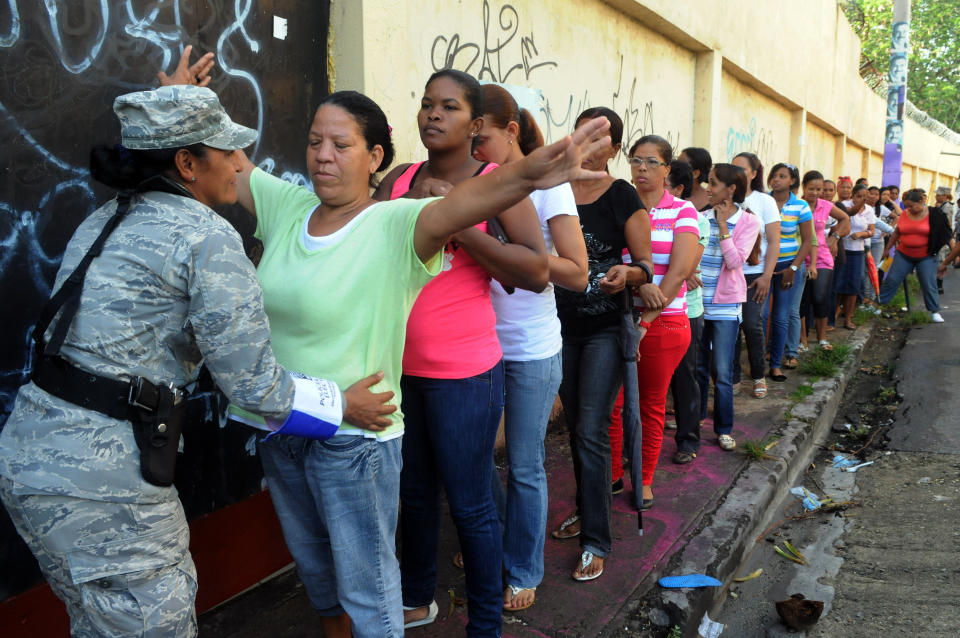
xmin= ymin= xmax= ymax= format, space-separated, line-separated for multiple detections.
xmin=731 ymin=152 xmax=781 ymax=398
xmin=472 ymin=84 xmax=589 ymax=611
xmin=836 ymin=185 xmax=876 ymax=329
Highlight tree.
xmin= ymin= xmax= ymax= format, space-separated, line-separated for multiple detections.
xmin=843 ymin=0 xmax=960 ymax=129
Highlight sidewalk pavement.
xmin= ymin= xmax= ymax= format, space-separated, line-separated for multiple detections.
xmin=198 ymin=325 xmax=871 ymax=638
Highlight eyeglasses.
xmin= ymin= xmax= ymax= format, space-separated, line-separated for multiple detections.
xmin=629 ymin=157 xmax=668 ymax=168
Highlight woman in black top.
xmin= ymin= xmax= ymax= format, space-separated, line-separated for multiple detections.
xmin=551 ymin=107 xmax=654 ymax=582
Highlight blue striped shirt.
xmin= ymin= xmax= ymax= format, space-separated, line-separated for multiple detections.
xmin=774 ymin=191 xmax=813 ymax=262
xmin=701 ymin=210 xmax=743 ymax=321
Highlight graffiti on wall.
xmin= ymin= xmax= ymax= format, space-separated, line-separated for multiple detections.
xmin=0 ymin=0 xmax=330 ymax=602
xmin=427 ymin=1 xmax=683 ymax=166
xmin=725 ymin=117 xmax=778 ymax=166
xmin=430 ymin=1 xmax=558 ymax=83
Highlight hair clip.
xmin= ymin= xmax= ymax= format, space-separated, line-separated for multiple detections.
xmin=388 ymin=125 xmax=393 ymax=137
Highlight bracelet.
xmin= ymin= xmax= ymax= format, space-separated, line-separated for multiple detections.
xmin=637 ymin=318 xmax=653 ymax=330
xmin=718 ymin=233 xmax=731 ymax=240
xmin=629 ymin=261 xmax=654 ymax=285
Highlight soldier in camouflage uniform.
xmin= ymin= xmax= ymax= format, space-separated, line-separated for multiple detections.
xmin=0 ymin=85 xmax=382 ymax=637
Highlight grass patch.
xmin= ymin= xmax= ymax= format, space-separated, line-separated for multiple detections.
xmin=883 ymin=273 xmax=923 ymax=311
xmin=742 ymin=437 xmax=780 ymax=461
xmin=877 ymin=386 xmax=897 ymax=403
xmin=853 ymin=306 xmax=874 ymax=325
xmin=667 ymin=627 xmax=682 ymax=638
xmin=790 ymin=384 xmax=814 ymax=401
xmin=798 ymin=344 xmax=851 ymax=377
xmin=903 ymin=310 xmax=931 ymax=326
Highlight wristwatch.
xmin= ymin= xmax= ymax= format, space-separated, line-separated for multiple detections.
xmin=789 ymin=264 xmax=799 ymax=272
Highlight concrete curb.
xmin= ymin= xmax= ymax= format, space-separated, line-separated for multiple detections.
xmin=640 ymin=324 xmax=875 ymax=637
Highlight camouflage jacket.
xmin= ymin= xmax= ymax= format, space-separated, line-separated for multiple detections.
xmin=0 ymin=191 xmax=294 ymax=502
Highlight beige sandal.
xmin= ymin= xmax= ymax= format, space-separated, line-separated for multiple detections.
xmin=504 ymin=585 xmax=536 ymax=611
xmin=753 ymin=378 xmax=767 ymax=399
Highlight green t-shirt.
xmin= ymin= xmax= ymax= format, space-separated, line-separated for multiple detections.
xmin=686 ymin=213 xmax=711 ymax=319
xmin=250 ymin=168 xmax=441 ymax=439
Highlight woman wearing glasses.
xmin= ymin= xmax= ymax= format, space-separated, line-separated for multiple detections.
xmin=627 ymin=135 xmax=699 ymax=509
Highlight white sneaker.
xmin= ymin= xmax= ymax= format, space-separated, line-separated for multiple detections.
xmin=718 ymin=434 xmax=736 ymax=451
xmin=931 ymin=312 xmax=945 ymax=323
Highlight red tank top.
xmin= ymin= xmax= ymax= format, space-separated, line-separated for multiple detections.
xmin=896 ymin=212 xmax=929 ymax=259
xmin=390 ymin=161 xmax=502 ymax=378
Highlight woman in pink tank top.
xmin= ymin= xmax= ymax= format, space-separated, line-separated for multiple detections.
xmin=373 ymin=69 xmax=547 ymax=636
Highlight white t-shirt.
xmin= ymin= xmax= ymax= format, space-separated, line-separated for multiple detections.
xmin=491 ymin=183 xmax=578 ymax=361
xmin=841 ymin=201 xmax=877 ymax=251
xmin=742 ymin=190 xmax=781 ymax=275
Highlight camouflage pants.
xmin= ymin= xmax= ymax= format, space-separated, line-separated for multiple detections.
xmin=0 ymin=476 xmax=197 ymax=637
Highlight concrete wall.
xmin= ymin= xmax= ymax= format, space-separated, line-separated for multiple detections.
xmin=332 ymin=0 xmax=960 ymax=196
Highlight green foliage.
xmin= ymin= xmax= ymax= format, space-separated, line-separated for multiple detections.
xmin=883 ymin=274 xmax=923 ymax=311
xmin=667 ymin=627 xmax=682 ymax=638
xmin=799 ymin=344 xmax=851 ymax=377
xmin=904 ymin=310 xmax=932 ymax=325
xmin=790 ymin=384 xmax=815 ymax=401
xmin=853 ymin=306 xmax=875 ymax=325
xmin=843 ymin=1 xmax=960 ymax=128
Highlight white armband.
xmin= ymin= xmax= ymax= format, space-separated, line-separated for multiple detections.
xmin=263 ymin=373 xmax=343 ymax=441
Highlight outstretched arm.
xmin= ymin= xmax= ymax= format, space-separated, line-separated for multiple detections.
xmin=413 ymin=117 xmax=611 ymax=263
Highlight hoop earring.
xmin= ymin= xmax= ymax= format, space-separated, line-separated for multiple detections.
xmin=191 ymin=177 xmax=197 ymax=183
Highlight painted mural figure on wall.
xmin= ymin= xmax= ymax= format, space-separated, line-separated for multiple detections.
xmin=883 ymin=15 xmax=909 ymax=186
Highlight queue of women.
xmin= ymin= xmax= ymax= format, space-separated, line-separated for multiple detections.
xmin=0 ymin=47 xmax=953 ymax=638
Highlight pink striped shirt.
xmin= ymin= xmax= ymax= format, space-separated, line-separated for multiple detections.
xmin=635 ymin=190 xmax=700 ymax=315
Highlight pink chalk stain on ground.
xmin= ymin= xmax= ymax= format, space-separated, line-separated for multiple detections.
xmin=412 ymin=418 xmax=771 ymax=637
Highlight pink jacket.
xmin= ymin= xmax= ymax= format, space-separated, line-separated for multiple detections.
xmin=712 ymin=208 xmax=762 ymax=304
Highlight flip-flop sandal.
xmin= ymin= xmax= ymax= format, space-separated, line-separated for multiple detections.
xmin=819 ymin=340 xmax=833 ymax=351
xmin=551 ymin=514 xmax=581 ymax=539
xmin=572 ymin=551 xmax=604 ymax=581
xmin=783 ymin=358 xmax=799 ymax=369
xmin=452 ymin=552 xmax=463 ymax=569
xmin=403 ymin=600 xmax=439 ymax=629
xmin=504 ymin=585 xmax=536 ymax=612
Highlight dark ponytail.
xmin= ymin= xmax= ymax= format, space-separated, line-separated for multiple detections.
xmin=90 ymin=143 xmax=207 ymax=190
xmin=734 ymin=152 xmax=765 ymax=193
xmin=480 ymin=84 xmax=545 ymax=156
xmin=517 ymin=108 xmax=544 ymax=155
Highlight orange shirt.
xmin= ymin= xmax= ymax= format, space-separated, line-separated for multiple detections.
xmin=897 ymin=212 xmax=930 ymax=259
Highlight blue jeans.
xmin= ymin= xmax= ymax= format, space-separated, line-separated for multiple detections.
xmin=879 ymin=251 xmax=940 ymax=312
xmin=258 ymin=434 xmax=403 ymax=638
xmin=785 ymin=262 xmax=807 ymax=359
xmin=399 ymin=362 xmax=504 ymax=638
xmin=491 ymin=352 xmax=562 ymax=590
xmin=762 ymin=259 xmax=799 ymax=370
xmin=558 ymin=326 xmax=622 ymax=558
xmin=697 ymin=318 xmax=739 ymax=435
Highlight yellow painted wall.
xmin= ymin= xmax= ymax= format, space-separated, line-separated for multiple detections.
xmin=869 ymin=152 xmax=883 ymax=187
xmin=902 ymin=164 xmax=917 ymax=190
xmin=805 ymin=123 xmax=836 ymax=179
xmin=356 ymin=0 xmax=696 ymax=180
xmin=719 ymin=71 xmax=791 ymax=169
xmin=843 ymin=143 xmax=864 ymax=181
xmin=339 ymin=0 xmax=960 ymax=187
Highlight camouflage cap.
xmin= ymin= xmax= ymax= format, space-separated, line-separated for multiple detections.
xmin=936 ymin=186 xmax=952 ymax=196
xmin=114 ymin=85 xmax=257 ymax=151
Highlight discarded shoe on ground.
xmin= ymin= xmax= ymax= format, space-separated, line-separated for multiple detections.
xmin=775 ymin=593 xmax=824 ymax=630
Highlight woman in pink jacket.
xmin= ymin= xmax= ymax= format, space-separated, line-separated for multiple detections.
xmin=696 ymin=164 xmax=761 ymax=450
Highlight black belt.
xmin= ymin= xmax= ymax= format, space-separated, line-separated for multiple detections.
xmin=31 ymin=356 xmax=179 ymax=421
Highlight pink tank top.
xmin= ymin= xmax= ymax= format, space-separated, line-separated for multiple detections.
xmin=391 ymin=161 xmax=502 ymax=378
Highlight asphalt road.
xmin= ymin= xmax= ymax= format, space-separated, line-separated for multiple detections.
xmin=714 ymin=278 xmax=960 ymax=638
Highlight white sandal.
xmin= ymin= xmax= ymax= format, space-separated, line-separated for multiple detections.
xmin=572 ymin=551 xmax=604 ymax=581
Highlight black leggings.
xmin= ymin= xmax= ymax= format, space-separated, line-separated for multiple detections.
xmin=799 ymin=268 xmax=834 ymax=320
